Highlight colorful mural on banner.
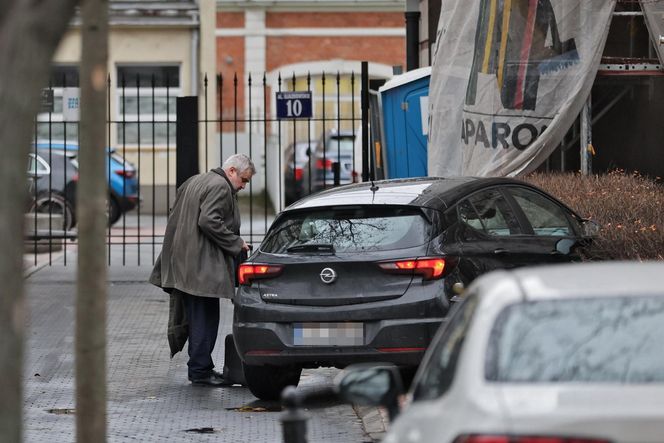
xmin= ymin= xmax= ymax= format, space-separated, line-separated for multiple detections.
xmin=428 ymin=0 xmax=616 ymax=177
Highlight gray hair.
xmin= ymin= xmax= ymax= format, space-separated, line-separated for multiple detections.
xmin=222 ymin=153 xmax=256 ymax=175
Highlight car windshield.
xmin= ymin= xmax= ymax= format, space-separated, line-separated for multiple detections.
xmin=260 ymin=206 xmax=430 ymax=254
xmin=485 ymin=296 xmax=664 ymax=383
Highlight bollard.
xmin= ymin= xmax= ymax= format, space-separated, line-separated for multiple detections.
xmin=281 ymin=386 xmax=308 ymax=443
xmin=332 ymin=162 xmax=340 ymax=186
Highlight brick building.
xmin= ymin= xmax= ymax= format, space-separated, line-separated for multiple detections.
xmin=216 ymin=0 xmax=406 ymax=145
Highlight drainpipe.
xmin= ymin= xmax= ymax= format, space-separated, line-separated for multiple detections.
xmin=406 ymin=0 xmax=420 ymax=71
xmin=190 ymin=10 xmax=199 ymax=96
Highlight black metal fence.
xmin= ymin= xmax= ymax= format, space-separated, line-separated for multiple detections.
xmin=26 ymin=65 xmax=368 ymax=266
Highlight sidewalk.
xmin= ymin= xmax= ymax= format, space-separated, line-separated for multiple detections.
xmin=22 ymin=243 xmax=387 ymax=442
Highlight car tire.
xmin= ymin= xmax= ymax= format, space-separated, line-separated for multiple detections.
xmin=242 ymin=362 xmax=302 ymax=401
xmin=29 ymin=193 xmax=76 ymax=231
xmin=107 ymin=196 xmax=121 ymax=227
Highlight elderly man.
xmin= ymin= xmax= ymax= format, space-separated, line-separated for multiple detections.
xmin=150 ymin=154 xmax=255 ymax=386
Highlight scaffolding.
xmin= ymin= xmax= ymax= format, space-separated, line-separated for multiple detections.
xmin=550 ymin=0 xmax=664 ymax=175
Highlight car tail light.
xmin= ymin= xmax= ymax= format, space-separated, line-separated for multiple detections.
xmin=315 ymin=158 xmax=333 ymax=170
xmin=378 ymin=257 xmax=448 ymax=280
xmin=115 ymin=169 xmax=135 ymax=179
xmin=294 ymin=167 xmax=303 ymax=181
xmin=453 ymin=435 xmax=611 ymax=443
xmin=238 ymin=263 xmax=284 ymax=286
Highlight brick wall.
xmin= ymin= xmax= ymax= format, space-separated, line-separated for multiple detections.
xmin=266 ymin=36 xmax=405 ymax=72
xmin=217 ymin=37 xmax=245 ymax=131
xmin=216 ymin=9 xmax=405 ymax=124
xmin=266 ymin=12 xmax=404 ymax=28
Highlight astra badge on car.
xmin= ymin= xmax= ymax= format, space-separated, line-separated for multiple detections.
xmin=319 ymin=268 xmax=337 ymax=284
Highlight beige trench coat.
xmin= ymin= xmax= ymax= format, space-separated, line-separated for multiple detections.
xmin=149 ymin=168 xmax=244 ymax=299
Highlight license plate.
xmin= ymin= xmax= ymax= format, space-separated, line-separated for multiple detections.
xmin=293 ymin=322 xmax=364 ymax=346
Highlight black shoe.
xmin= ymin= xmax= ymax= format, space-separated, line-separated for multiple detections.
xmin=190 ymin=373 xmax=233 ymax=387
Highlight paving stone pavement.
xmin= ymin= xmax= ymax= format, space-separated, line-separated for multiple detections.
xmin=23 ymin=245 xmax=385 ymax=443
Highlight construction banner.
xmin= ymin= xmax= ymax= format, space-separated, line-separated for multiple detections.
xmin=428 ymin=0 xmax=616 ymax=177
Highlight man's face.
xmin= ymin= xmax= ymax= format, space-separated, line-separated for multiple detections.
xmin=227 ymin=167 xmax=252 ymax=191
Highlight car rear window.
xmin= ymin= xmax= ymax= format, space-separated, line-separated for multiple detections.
xmin=485 ymin=296 xmax=664 ymax=383
xmin=321 ymin=136 xmax=354 ymax=155
xmin=261 ymin=206 xmax=430 ymax=253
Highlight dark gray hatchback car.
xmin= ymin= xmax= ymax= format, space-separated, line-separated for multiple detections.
xmin=233 ymin=177 xmax=595 ymax=400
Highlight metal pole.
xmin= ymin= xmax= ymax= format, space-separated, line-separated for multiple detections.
xmin=580 ymin=96 xmax=592 ymax=175
xmin=361 ymin=61 xmax=370 ymax=182
xmin=405 ymin=0 xmax=421 ymax=71
xmin=77 ymin=0 xmax=109 ymax=440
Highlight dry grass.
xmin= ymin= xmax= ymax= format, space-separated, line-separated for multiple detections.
xmin=523 ymin=170 xmax=664 ymax=261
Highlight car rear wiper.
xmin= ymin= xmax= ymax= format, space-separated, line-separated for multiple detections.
xmin=286 ymin=243 xmax=335 ymax=253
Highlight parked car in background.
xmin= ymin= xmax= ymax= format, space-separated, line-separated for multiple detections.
xmin=299 ymin=129 xmax=359 ymax=198
xmin=284 ymin=141 xmax=313 ymax=206
xmin=27 ymin=148 xmax=79 ymax=231
xmin=337 ymin=261 xmax=664 ymax=443
xmin=233 ymin=176 xmax=596 ymax=400
xmin=35 ymin=142 xmax=139 ymax=225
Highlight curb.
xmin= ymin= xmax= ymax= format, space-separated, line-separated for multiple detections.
xmin=23 ymin=249 xmax=66 ymax=278
xmin=354 ymin=405 xmax=388 ymax=442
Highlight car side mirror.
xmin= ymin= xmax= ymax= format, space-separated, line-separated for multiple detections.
xmin=581 ymin=219 xmax=600 ymax=237
xmin=335 ymin=363 xmax=403 ymax=421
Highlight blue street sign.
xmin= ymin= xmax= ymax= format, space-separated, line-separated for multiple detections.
xmin=276 ymin=91 xmax=312 ymax=119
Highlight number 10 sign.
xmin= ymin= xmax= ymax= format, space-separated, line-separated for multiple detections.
xmin=276 ymin=91 xmax=312 ymax=119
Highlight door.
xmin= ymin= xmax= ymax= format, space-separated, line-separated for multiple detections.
xmin=501 ymin=185 xmax=584 ymax=264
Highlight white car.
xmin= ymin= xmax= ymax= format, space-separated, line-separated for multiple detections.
xmin=337 ymin=261 xmax=664 ymax=443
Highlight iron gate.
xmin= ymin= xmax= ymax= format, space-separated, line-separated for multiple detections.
xmin=27 ymin=65 xmax=369 ymax=266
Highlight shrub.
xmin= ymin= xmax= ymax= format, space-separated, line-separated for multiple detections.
xmin=523 ymin=170 xmax=664 ymax=261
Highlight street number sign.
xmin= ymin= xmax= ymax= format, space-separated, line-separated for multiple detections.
xmin=276 ymin=91 xmax=312 ymax=119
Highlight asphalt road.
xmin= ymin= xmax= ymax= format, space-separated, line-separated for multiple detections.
xmin=22 ymin=244 xmax=386 ymax=442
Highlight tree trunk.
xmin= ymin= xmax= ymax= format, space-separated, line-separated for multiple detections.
xmin=76 ymin=0 xmax=109 ymax=441
xmin=0 ymin=1 xmax=77 ymax=441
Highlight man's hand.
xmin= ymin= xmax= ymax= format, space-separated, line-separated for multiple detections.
xmin=241 ymin=240 xmax=251 ymax=252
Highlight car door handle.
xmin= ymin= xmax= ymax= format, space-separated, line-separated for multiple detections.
xmin=493 ymin=248 xmax=508 ymax=255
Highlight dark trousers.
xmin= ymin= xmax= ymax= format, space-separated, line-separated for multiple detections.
xmin=180 ymin=291 xmax=220 ymax=380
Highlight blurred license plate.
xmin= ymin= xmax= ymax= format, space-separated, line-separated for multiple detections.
xmin=293 ymin=322 xmax=363 ymax=346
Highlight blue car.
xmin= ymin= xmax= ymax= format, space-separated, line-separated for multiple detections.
xmin=35 ymin=142 xmax=139 ymax=226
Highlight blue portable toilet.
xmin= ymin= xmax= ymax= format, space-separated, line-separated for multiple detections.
xmin=379 ymin=66 xmax=431 ymax=178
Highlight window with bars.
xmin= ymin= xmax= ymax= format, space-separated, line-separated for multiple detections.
xmin=116 ymin=65 xmax=180 ymax=147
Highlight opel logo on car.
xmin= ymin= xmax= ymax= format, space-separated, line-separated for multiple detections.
xmin=320 ymin=267 xmax=337 ymax=284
